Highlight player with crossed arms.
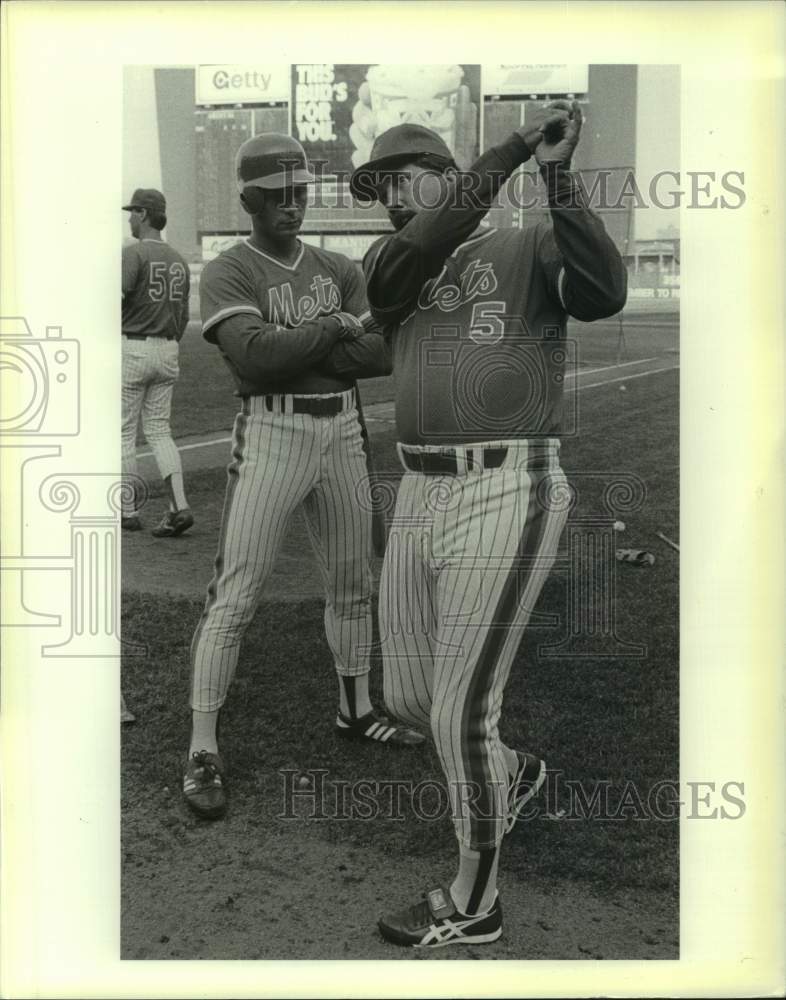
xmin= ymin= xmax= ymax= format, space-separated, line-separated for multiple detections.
xmin=121 ymin=188 xmax=194 ymax=537
xmin=350 ymin=101 xmax=627 ymax=948
xmin=183 ymin=134 xmax=424 ymax=821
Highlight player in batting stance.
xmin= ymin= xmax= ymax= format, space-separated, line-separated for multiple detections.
xmin=121 ymin=189 xmax=194 ymax=537
xmin=350 ymin=101 xmax=627 ymax=948
xmin=183 ymin=134 xmax=424 ymax=820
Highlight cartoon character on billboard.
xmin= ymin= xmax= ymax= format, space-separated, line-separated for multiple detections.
xmin=349 ymin=64 xmax=477 ymax=170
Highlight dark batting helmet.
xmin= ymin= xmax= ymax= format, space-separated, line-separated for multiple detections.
xmin=235 ymin=133 xmax=315 ymax=193
xmin=349 ymin=124 xmax=456 ymax=202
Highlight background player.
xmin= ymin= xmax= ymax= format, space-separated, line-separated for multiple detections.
xmin=351 ymin=103 xmax=627 ymax=947
xmin=121 ymin=188 xmax=193 ymax=537
xmin=184 ymin=133 xmax=424 ymax=821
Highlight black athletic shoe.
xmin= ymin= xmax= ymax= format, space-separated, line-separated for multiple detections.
xmin=335 ymin=710 xmax=425 ymax=747
xmin=152 ymin=508 xmax=194 ymax=538
xmin=379 ymin=886 xmax=502 ymax=948
xmin=505 ymin=751 xmax=546 ymax=834
xmin=182 ymin=750 xmax=227 ymax=819
xmin=121 ymin=515 xmax=143 ymax=532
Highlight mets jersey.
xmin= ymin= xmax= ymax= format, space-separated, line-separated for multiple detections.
xmin=122 ymin=238 xmax=190 ymax=339
xmin=363 ymin=134 xmax=627 ymax=445
xmin=200 ymin=239 xmax=378 ymax=397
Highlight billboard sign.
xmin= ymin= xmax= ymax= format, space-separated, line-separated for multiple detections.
xmin=201 ymin=234 xmax=247 ymax=260
xmin=484 ymin=64 xmax=589 ymax=98
xmin=291 ymin=64 xmax=481 ymax=177
xmin=196 ymin=65 xmax=290 ymax=106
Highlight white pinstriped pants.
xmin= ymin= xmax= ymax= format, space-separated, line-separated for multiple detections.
xmin=378 ymin=439 xmax=569 ymax=850
xmin=121 ymin=335 xmax=183 ymax=513
xmin=190 ymin=393 xmax=373 ymax=712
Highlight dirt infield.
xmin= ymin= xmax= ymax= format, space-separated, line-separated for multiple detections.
xmin=122 ymin=818 xmax=677 ymax=961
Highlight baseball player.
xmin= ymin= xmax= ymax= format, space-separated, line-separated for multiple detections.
xmin=121 ymin=188 xmax=193 ymax=537
xmin=350 ymin=102 xmax=627 ymax=947
xmin=183 ymin=133 xmax=424 ymax=821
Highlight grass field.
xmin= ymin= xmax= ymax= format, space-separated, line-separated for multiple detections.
xmin=121 ymin=312 xmax=679 ymax=959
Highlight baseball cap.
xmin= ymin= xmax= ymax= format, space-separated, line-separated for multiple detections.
xmin=349 ymin=124 xmax=455 ymax=202
xmin=236 ymin=133 xmax=315 ymax=192
xmin=122 ymin=188 xmax=166 ymax=213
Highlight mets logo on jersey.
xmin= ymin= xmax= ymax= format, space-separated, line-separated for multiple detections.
xmin=268 ymin=274 xmax=341 ymax=326
xmin=418 ymin=259 xmax=499 ymax=312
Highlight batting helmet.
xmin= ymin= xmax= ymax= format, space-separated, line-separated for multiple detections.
xmin=235 ymin=133 xmax=315 ymax=194
xmin=349 ymin=124 xmax=456 ymax=202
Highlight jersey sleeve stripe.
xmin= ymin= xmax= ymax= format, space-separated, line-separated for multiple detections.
xmin=358 ymin=309 xmax=376 ymax=332
xmin=202 ymin=303 xmax=263 ymax=334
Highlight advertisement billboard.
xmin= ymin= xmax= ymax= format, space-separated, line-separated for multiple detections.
xmin=484 ymin=64 xmax=589 ymax=98
xmin=291 ymin=63 xmax=481 ymax=177
xmin=196 ymin=65 xmax=291 ymax=106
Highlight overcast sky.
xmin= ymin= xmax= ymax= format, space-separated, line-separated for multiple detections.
xmin=636 ymin=65 xmax=680 ymax=240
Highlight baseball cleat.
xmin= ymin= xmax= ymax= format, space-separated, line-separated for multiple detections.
xmin=335 ymin=710 xmax=426 ymax=747
xmin=122 ymin=515 xmax=143 ymax=531
xmin=152 ymin=508 xmax=194 ymax=538
xmin=378 ymin=886 xmax=502 ymax=948
xmin=182 ymin=750 xmax=227 ymax=819
xmin=506 ymin=751 xmax=546 ymax=834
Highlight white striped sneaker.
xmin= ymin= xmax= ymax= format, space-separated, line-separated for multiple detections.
xmin=505 ymin=751 xmax=546 ymax=834
xmin=378 ymin=886 xmax=502 ymax=948
xmin=335 ymin=710 xmax=425 ymax=747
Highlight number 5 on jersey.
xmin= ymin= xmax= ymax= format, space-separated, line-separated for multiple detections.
xmin=469 ymin=301 xmax=506 ymax=344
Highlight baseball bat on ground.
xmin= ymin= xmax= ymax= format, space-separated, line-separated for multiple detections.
xmin=656 ymin=531 xmax=680 ymax=552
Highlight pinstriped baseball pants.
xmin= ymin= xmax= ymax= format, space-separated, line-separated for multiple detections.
xmin=378 ymin=439 xmax=569 ymax=851
xmin=190 ymin=395 xmax=373 ymax=712
xmin=121 ymin=336 xmax=183 ymax=513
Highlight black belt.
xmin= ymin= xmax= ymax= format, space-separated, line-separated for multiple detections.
xmin=260 ymin=393 xmax=349 ymax=417
xmin=124 ymin=333 xmax=176 ymax=341
xmin=401 ymin=447 xmax=508 ymax=476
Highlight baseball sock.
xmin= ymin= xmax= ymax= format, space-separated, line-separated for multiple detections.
xmin=338 ymin=673 xmax=373 ymax=720
xmin=189 ymin=709 xmax=220 ymax=755
xmin=450 ymin=844 xmax=500 ymax=916
xmin=166 ymin=473 xmax=189 ymax=513
xmin=501 ymin=743 xmax=519 ymax=779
